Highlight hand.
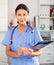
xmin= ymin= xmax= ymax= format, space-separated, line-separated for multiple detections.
xmin=17 ymin=48 xmax=23 ymax=57
xmin=22 ymin=48 xmax=33 ymax=56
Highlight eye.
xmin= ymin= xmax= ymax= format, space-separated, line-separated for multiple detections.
xmin=18 ymin=14 xmax=21 ymax=16
xmin=23 ymin=13 xmax=26 ymax=16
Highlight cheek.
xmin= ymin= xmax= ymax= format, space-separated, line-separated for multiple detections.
xmin=24 ymin=18 xmax=27 ymax=21
xmin=17 ymin=17 xmax=21 ymax=21
xmin=24 ymin=16 xmax=28 ymax=21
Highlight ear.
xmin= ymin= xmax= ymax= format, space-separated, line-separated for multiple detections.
xmin=15 ymin=14 xmax=17 ymax=18
xmin=27 ymin=13 xmax=29 ymax=16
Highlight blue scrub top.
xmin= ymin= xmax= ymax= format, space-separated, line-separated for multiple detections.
xmin=2 ymin=25 xmax=43 ymax=65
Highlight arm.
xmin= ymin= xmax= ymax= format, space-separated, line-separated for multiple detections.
xmin=6 ymin=46 xmax=34 ymax=57
xmin=30 ymin=28 xmax=43 ymax=56
xmin=22 ymin=48 xmax=42 ymax=56
xmin=31 ymin=48 xmax=42 ymax=56
xmin=6 ymin=46 xmax=42 ymax=57
xmin=6 ymin=46 xmax=23 ymax=57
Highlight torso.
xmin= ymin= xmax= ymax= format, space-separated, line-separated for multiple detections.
xmin=9 ymin=25 xmax=40 ymax=65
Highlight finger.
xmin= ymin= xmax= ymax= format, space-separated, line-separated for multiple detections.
xmin=29 ymin=49 xmax=33 ymax=51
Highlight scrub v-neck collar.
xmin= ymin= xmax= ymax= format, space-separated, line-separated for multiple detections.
xmin=17 ymin=25 xmax=28 ymax=36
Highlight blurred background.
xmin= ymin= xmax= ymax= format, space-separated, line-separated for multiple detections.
xmin=0 ymin=0 xmax=54 ymax=65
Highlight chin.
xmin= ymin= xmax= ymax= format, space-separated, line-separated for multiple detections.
xmin=20 ymin=22 xmax=26 ymax=25
xmin=20 ymin=23 xmax=25 ymax=25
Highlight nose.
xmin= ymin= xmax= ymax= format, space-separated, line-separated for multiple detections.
xmin=21 ymin=15 xmax=24 ymax=19
xmin=20 ymin=16 xmax=24 ymax=21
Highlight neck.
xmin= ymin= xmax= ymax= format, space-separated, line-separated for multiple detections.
xmin=18 ymin=23 xmax=27 ymax=29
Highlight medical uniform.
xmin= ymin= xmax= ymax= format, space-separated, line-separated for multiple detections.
xmin=2 ymin=25 xmax=43 ymax=65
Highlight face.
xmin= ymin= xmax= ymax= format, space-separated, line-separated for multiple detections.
xmin=15 ymin=9 xmax=29 ymax=25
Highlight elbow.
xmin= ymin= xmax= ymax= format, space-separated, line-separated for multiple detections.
xmin=6 ymin=49 xmax=11 ymax=57
xmin=6 ymin=51 xmax=10 ymax=57
xmin=6 ymin=46 xmax=11 ymax=57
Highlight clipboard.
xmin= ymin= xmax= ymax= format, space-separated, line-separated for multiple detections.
xmin=32 ymin=41 xmax=54 ymax=50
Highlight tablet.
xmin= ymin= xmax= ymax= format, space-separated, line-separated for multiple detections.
xmin=32 ymin=41 xmax=53 ymax=50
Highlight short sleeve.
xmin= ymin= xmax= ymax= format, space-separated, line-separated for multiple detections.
xmin=2 ymin=27 xmax=13 ymax=46
xmin=34 ymin=27 xmax=43 ymax=44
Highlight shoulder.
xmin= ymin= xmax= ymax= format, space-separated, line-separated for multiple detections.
xmin=27 ymin=25 xmax=38 ymax=30
xmin=29 ymin=26 xmax=39 ymax=33
xmin=6 ymin=26 xmax=17 ymax=35
xmin=7 ymin=27 xmax=14 ymax=33
xmin=8 ymin=25 xmax=18 ymax=32
xmin=27 ymin=25 xmax=34 ymax=32
xmin=27 ymin=25 xmax=39 ymax=33
xmin=33 ymin=27 xmax=39 ymax=32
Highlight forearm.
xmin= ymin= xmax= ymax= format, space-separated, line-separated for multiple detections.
xmin=6 ymin=50 xmax=20 ymax=57
xmin=6 ymin=46 xmax=22 ymax=58
xmin=31 ymin=49 xmax=42 ymax=56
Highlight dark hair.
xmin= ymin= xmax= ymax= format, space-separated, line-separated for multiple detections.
xmin=15 ymin=4 xmax=29 ymax=14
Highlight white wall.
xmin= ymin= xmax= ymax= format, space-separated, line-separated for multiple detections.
xmin=0 ymin=0 xmax=8 ymax=31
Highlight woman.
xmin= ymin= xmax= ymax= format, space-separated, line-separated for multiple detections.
xmin=2 ymin=4 xmax=43 ymax=65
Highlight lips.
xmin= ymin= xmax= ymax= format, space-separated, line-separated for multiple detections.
xmin=20 ymin=20 xmax=24 ymax=22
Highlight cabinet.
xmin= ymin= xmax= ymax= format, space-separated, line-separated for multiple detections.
xmin=39 ymin=5 xmax=54 ymax=32
xmin=39 ymin=43 xmax=54 ymax=64
xmin=39 ymin=0 xmax=54 ymax=32
xmin=39 ymin=0 xmax=54 ymax=64
xmin=39 ymin=31 xmax=54 ymax=64
xmin=0 ymin=0 xmax=8 ymax=31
